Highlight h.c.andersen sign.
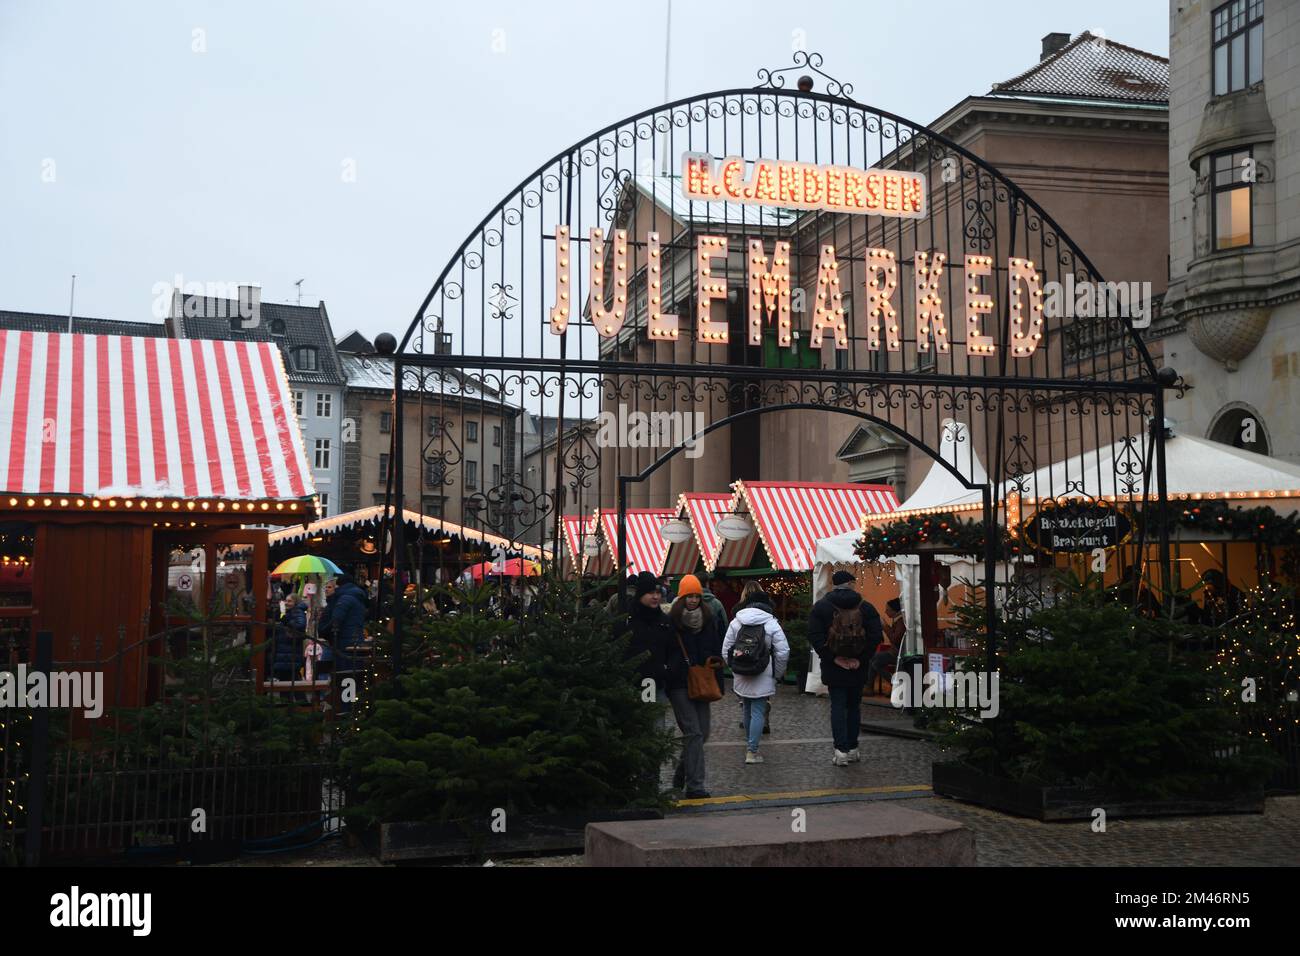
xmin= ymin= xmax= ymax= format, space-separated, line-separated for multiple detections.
xmin=546 ymin=152 xmax=1045 ymax=358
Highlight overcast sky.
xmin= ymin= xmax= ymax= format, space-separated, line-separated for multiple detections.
xmin=1 ymin=0 xmax=1169 ymax=343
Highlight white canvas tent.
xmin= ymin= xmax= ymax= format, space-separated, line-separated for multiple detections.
xmin=804 ymin=420 xmax=1300 ymax=693
xmin=805 ymin=419 xmax=990 ymax=693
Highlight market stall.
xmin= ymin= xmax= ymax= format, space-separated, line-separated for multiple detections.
xmin=268 ymin=504 xmax=547 ymax=590
xmin=660 ymin=492 xmax=732 ymax=576
xmin=585 ymin=507 xmax=676 ymax=577
xmin=0 ymin=329 xmax=317 ymax=709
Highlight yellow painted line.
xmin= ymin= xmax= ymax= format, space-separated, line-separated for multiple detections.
xmin=675 ymin=784 xmax=932 ymax=807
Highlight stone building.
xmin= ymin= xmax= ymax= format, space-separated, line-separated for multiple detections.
xmin=1164 ymin=0 xmax=1299 ymax=462
xmin=336 ymin=334 xmax=520 ymax=534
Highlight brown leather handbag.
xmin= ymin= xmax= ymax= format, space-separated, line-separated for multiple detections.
xmin=677 ymin=636 xmax=723 ymax=702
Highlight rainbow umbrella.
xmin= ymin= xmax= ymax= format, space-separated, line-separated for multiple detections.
xmin=271 ymin=555 xmax=344 ymax=578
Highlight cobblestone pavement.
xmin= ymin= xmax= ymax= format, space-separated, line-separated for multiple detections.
xmin=654 ymin=684 xmax=1300 ymax=867
xmin=888 ymin=793 xmax=1300 ymax=867
xmin=667 ymin=683 xmax=948 ymax=796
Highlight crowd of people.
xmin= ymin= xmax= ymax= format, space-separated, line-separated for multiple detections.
xmin=613 ymin=568 xmax=886 ymax=798
xmin=268 ymin=574 xmax=371 ymax=703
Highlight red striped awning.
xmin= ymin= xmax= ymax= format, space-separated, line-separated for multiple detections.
xmin=561 ymin=513 xmax=595 ymax=573
xmin=660 ymin=493 xmax=722 ymax=576
xmin=713 ymin=489 xmax=761 ymax=571
xmin=735 ymin=480 xmax=899 ymax=572
xmin=674 ymin=492 xmax=734 ymax=573
xmin=596 ymin=508 xmax=675 ymax=577
xmin=0 ymin=330 xmax=313 ymax=501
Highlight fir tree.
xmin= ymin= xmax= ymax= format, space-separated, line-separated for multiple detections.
xmin=342 ymin=576 xmax=676 ymax=827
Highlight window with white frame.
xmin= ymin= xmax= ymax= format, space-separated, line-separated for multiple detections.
xmin=316 ymin=393 xmax=332 ymax=418
xmin=293 ymin=390 xmax=304 ymax=417
xmin=314 ymin=439 xmax=331 ymax=470
xmin=318 ymin=493 xmax=329 ymax=517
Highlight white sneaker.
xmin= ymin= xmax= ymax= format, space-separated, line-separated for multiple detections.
xmin=847 ymin=748 xmax=861 ymax=763
xmin=832 ymin=750 xmax=849 ymax=767
xmin=745 ymin=751 xmax=764 ymax=764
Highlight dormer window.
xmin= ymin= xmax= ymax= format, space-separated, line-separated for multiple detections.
xmin=270 ymin=318 xmax=286 ymax=336
xmin=295 ymin=346 xmax=318 ymax=372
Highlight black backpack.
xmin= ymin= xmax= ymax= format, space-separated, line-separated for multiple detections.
xmin=728 ymin=621 xmax=772 ymax=676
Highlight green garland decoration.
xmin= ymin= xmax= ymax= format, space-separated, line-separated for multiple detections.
xmin=856 ymin=500 xmax=1300 ymax=565
xmin=854 ymin=511 xmax=1018 ymax=562
xmin=1143 ymin=498 xmax=1300 ymax=547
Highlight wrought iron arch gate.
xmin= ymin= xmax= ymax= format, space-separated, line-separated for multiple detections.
xmin=381 ymin=53 xmax=1172 ymax=675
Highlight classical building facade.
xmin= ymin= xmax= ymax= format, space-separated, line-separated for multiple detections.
xmin=1164 ymin=0 xmax=1299 ymax=462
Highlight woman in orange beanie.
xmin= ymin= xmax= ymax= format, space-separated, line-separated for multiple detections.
xmin=664 ymin=572 xmax=722 ymax=797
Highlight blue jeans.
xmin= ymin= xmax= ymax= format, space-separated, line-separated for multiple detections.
xmin=829 ymin=686 xmax=862 ymax=752
xmin=741 ymin=697 xmax=769 ymax=753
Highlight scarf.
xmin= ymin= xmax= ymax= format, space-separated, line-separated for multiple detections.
xmin=680 ymin=606 xmax=704 ymax=631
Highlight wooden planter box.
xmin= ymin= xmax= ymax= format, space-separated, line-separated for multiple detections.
xmin=931 ymin=761 xmax=1265 ymax=821
xmin=359 ymin=808 xmax=663 ymax=863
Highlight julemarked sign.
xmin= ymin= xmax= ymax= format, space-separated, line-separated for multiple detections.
xmin=547 ymin=153 xmax=1045 ymax=357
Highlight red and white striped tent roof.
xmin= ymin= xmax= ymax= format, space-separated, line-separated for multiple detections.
xmin=0 ymin=330 xmax=314 ymax=502
xmin=668 ymin=492 xmax=733 ymax=575
xmin=731 ymin=480 xmax=900 ymax=572
xmin=561 ymin=513 xmax=596 ymax=573
xmin=591 ymin=508 xmax=675 ymax=577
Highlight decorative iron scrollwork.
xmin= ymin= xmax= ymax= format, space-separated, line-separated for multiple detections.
xmin=756 ymin=51 xmax=855 ymax=99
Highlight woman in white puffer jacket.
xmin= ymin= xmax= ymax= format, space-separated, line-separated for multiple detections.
xmin=721 ymin=584 xmax=790 ymax=764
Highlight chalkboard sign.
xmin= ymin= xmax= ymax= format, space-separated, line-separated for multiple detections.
xmin=1022 ymin=502 xmax=1132 ymax=554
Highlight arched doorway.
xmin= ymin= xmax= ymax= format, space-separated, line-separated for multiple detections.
xmin=1208 ymin=402 xmax=1271 ymax=455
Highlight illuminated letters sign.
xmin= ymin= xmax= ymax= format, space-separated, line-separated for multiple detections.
xmin=545 ymin=153 xmax=1045 ymax=359
xmin=681 ymin=153 xmax=926 ymax=219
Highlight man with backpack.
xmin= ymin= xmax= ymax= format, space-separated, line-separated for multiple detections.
xmin=807 ymin=571 xmax=883 ymax=766
xmin=721 ymin=586 xmax=790 ymax=765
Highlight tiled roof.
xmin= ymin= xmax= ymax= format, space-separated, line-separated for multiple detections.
xmin=170 ymin=297 xmax=347 ymax=387
xmin=335 ymin=329 xmax=373 ymax=353
xmin=991 ymin=32 xmax=1168 ymax=104
xmin=0 ymin=310 xmax=166 ymax=338
xmin=340 ymin=353 xmax=514 ymax=410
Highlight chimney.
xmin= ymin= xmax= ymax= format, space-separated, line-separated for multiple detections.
xmin=1041 ymin=32 xmax=1071 ymax=61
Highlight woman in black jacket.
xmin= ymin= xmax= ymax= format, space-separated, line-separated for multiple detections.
xmin=664 ymin=574 xmax=718 ymax=798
